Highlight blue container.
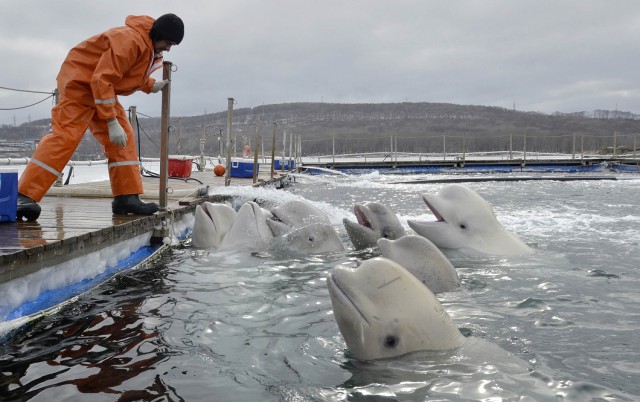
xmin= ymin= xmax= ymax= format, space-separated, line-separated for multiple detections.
xmin=0 ymin=171 xmax=18 ymax=222
xmin=273 ymin=158 xmax=295 ymax=170
xmin=230 ymin=160 xmax=257 ymax=178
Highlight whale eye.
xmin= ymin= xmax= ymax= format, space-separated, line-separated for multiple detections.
xmin=384 ymin=335 xmax=399 ymax=348
xmin=459 ymin=223 xmax=467 ymax=229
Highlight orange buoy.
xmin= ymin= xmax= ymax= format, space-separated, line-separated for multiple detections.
xmin=213 ymin=164 xmax=226 ymax=176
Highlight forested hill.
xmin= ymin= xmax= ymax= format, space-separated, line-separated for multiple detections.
xmin=3 ymin=102 xmax=640 ymax=158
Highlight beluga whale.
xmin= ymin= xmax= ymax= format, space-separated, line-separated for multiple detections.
xmin=407 ymin=184 xmax=532 ymax=256
xmin=377 ymin=235 xmax=460 ymax=294
xmin=327 ymin=257 xmax=465 ymax=360
xmin=191 ymin=202 xmax=237 ymax=249
xmin=267 ymin=199 xmax=345 ymax=255
xmin=220 ymin=201 xmax=274 ymax=252
xmin=343 ymin=202 xmax=406 ymax=250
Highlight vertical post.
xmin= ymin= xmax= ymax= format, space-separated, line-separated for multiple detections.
xmin=271 ymin=123 xmax=276 ymax=179
xmin=572 ymin=133 xmax=576 ymax=159
xmin=176 ymin=118 xmax=182 ymax=154
xmin=298 ymin=135 xmax=302 ymax=170
xmin=522 ymin=133 xmax=527 ymax=166
xmin=634 ymin=133 xmax=637 ymax=159
xmin=613 ymin=131 xmax=617 ymax=158
xmin=332 ymin=136 xmax=335 ymax=166
xmin=281 ymin=130 xmax=286 ymax=172
xmin=581 ymin=133 xmax=584 ymax=161
xmin=199 ymin=125 xmax=206 ymax=172
xmin=225 ymin=97 xmax=234 ymax=186
xmin=253 ymin=115 xmax=261 ymax=183
xmin=394 ymin=135 xmax=398 ymax=165
xmin=509 ymin=133 xmax=513 ymax=160
xmin=159 ymin=61 xmax=172 ymax=212
xmin=130 ymin=105 xmax=139 ymax=161
xmin=462 ymin=133 xmax=466 ymax=165
xmin=288 ymin=131 xmax=293 ymax=170
xmin=443 ymin=135 xmax=446 ymax=161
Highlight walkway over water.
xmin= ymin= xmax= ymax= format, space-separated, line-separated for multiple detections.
xmin=0 ymin=170 xmax=287 ymax=285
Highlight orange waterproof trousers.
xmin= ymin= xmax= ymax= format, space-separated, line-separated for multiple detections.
xmin=18 ymin=94 xmax=143 ymax=202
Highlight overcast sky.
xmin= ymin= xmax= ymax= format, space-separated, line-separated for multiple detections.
xmin=2 ymin=0 xmax=640 ymax=126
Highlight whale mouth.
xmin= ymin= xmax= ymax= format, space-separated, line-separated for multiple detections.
xmin=327 ymin=274 xmax=370 ymax=326
xmin=354 ymin=205 xmax=372 ymax=229
xmin=201 ymin=203 xmax=218 ymax=230
xmin=423 ymin=196 xmax=445 ymax=222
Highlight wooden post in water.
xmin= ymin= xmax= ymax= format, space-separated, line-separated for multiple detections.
xmin=159 ymin=61 xmax=172 ymax=212
xmin=253 ymin=115 xmax=261 ymax=184
xmin=271 ymin=123 xmax=276 ymax=179
xmin=225 ymin=98 xmax=234 ymax=186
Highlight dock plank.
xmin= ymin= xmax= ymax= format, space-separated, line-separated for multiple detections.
xmin=0 ymin=168 xmax=287 ymax=283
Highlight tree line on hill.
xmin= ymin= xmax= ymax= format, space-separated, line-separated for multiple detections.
xmin=2 ymin=102 xmax=640 ymax=159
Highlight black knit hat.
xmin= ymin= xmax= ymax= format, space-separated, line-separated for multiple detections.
xmin=150 ymin=13 xmax=184 ymax=44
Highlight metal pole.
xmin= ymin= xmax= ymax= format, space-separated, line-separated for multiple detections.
xmin=613 ymin=131 xmax=617 ymax=158
xmin=462 ymin=133 xmax=466 ymax=165
xmin=159 ymin=61 xmax=172 ymax=212
xmin=443 ymin=135 xmax=446 ymax=161
xmin=523 ymin=133 xmax=527 ymax=166
xmin=225 ymin=97 xmax=234 ymax=186
xmin=199 ymin=125 xmax=206 ymax=172
xmin=281 ymin=130 xmax=286 ymax=172
xmin=509 ymin=133 xmax=513 ymax=160
xmin=288 ymin=131 xmax=293 ymax=170
xmin=253 ymin=115 xmax=261 ymax=184
xmin=130 ymin=106 xmax=139 ymax=161
xmin=271 ymin=123 xmax=276 ymax=179
xmin=332 ymin=136 xmax=335 ymax=167
xmin=572 ymin=133 xmax=576 ymax=159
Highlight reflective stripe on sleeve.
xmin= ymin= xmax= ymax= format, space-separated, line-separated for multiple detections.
xmin=94 ymin=98 xmax=116 ymax=105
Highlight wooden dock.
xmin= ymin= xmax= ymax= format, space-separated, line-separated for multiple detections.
xmin=0 ymin=169 xmax=288 ymax=285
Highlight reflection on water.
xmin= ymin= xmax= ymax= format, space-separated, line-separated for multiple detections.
xmin=1 ymin=174 xmax=640 ymax=400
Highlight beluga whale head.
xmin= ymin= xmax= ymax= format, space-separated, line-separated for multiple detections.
xmin=343 ymin=202 xmax=406 ymax=250
xmin=191 ymin=202 xmax=237 ymax=249
xmin=377 ymin=235 xmax=460 ymax=294
xmin=327 ymin=257 xmax=465 ymax=360
xmin=407 ymin=184 xmax=532 ymax=256
xmin=220 ymin=201 xmax=274 ymax=252
xmin=266 ymin=199 xmax=345 ymax=255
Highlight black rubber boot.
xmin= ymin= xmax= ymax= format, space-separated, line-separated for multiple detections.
xmin=17 ymin=193 xmax=41 ymax=221
xmin=112 ymin=194 xmax=159 ymax=216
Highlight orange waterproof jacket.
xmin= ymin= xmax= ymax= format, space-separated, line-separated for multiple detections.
xmin=56 ymin=15 xmax=163 ymax=120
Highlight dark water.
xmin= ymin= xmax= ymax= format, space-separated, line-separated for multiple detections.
xmin=1 ymin=173 xmax=639 ymax=401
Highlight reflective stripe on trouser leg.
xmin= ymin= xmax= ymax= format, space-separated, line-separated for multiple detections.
xmin=88 ymin=102 xmax=144 ymax=196
xmin=18 ymin=97 xmax=94 ymax=202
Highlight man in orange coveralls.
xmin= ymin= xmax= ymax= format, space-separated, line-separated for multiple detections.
xmin=17 ymin=14 xmax=184 ymax=221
